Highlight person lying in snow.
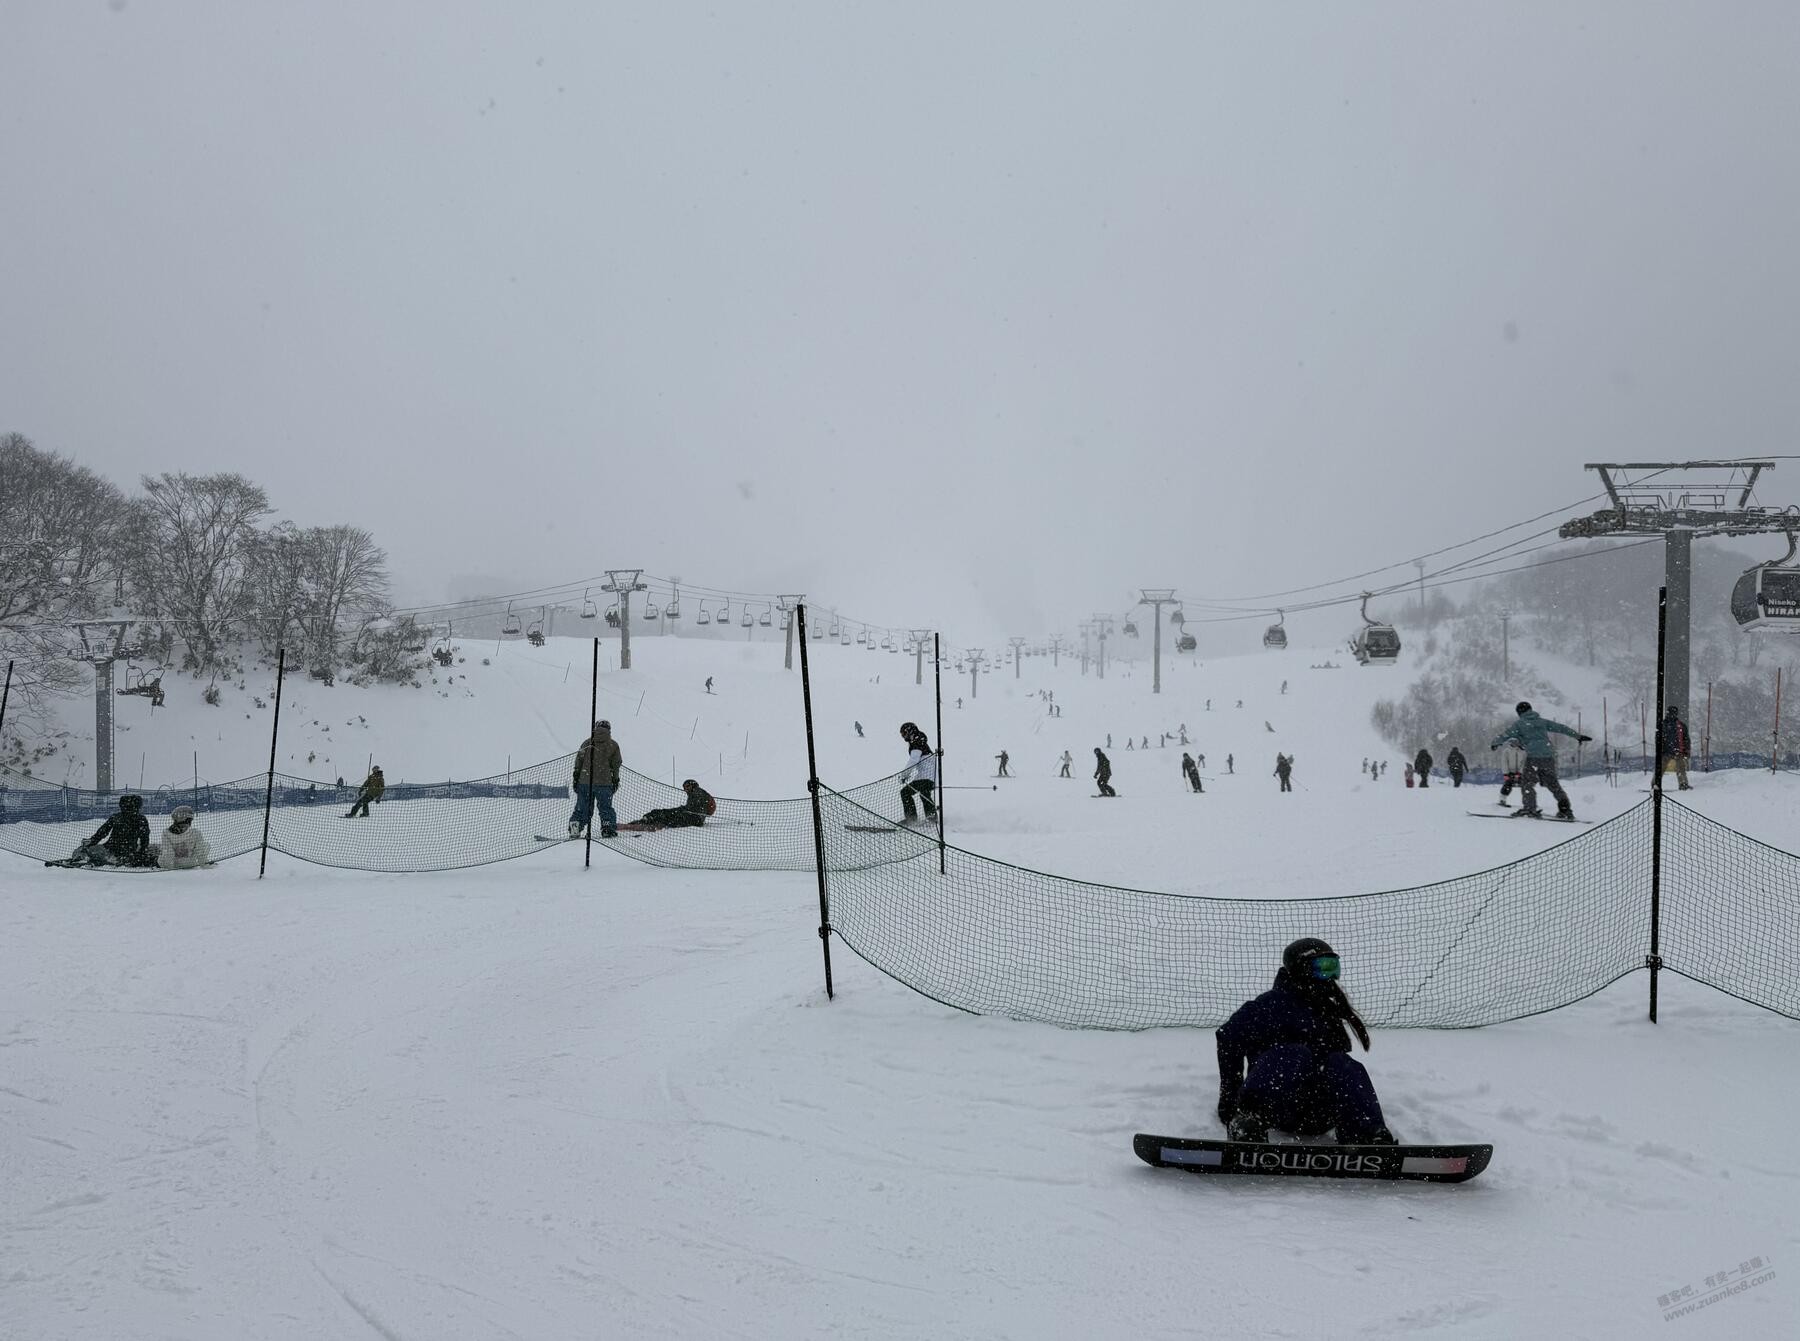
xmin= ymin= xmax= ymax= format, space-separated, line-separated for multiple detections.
xmin=621 ymin=780 xmax=716 ymax=831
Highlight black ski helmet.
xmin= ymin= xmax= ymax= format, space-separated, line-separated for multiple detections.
xmin=120 ymin=794 xmax=143 ymax=812
xmin=900 ymin=721 xmax=919 ymax=738
xmin=1515 ymin=701 xmax=1532 ymax=716
xmin=1281 ymin=937 xmax=1338 ymax=981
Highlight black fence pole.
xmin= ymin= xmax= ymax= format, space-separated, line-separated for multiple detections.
xmin=258 ymin=647 xmax=286 ymax=879
xmin=796 ymin=603 xmax=834 ymax=999
xmin=933 ymin=632 xmax=946 ymax=876
xmin=0 ymin=659 xmax=13 ymax=750
xmin=585 ymin=636 xmax=598 ymax=869
xmin=1649 ymin=587 xmax=1667 ymax=1023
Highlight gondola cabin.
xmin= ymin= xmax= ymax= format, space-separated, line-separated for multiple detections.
xmin=1351 ymin=625 xmax=1401 ymax=665
xmin=1731 ymin=566 xmax=1800 ymax=631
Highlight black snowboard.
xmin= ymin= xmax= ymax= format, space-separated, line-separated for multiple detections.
xmin=1465 ymin=812 xmax=1593 ymax=825
xmin=1134 ymin=1134 xmax=1492 ymax=1184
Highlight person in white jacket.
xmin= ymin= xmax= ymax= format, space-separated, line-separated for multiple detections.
xmin=156 ymin=805 xmax=213 ymax=870
xmin=898 ymin=722 xmax=939 ymax=824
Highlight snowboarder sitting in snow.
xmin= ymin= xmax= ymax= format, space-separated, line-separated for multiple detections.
xmin=1489 ymin=702 xmax=1589 ymax=820
xmin=69 ymin=793 xmax=153 ymax=867
xmin=156 ymin=805 xmax=213 ymax=869
xmin=1094 ymin=748 xmax=1116 ymax=797
xmin=1216 ymin=938 xmax=1395 ymax=1146
xmin=627 ymin=780 xmax=716 ymax=831
xmin=345 ymin=766 xmax=385 ymax=818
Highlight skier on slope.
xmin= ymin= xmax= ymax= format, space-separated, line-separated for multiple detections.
xmin=898 ymin=722 xmax=939 ymax=824
xmin=1059 ymin=750 xmax=1073 ymax=779
xmin=1094 ymin=748 xmax=1116 ymax=797
xmin=1274 ymin=753 xmax=1294 ymax=792
xmin=1414 ymin=748 xmax=1434 ymax=788
xmin=1215 ymin=938 xmax=1396 ymax=1146
xmin=570 ymin=723 xmax=622 ymax=838
xmin=1446 ymin=746 xmax=1468 ymax=788
xmin=345 ymin=766 xmax=385 ymax=818
xmin=995 ymin=750 xmax=1011 ymax=778
xmin=1489 ymin=702 xmax=1590 ymax=820
xmin=1182 ymin=752 xmax=1203 ymax=793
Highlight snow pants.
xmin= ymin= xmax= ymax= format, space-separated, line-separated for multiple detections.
xmin=1277 ymin=774 xmax=1292 ymax=792
xmin=570 ymin=784 xmax=618 ymax=834
xmin=635 ymin=807 xmax=703 ymax=830
xmin=1520 ymin=757 xmax=1571 ymax=815
xmin=1240 ymin=1045 xmax=1387 ymax=1142
xmin=900 ymin=779 xmax=937 ymax=820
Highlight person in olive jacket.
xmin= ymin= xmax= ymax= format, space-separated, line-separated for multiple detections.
xmin=570 ymin=721 xmax=623 ymax=838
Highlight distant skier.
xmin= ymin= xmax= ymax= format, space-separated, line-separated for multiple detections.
xmin=899 ymin=722 xmax=940 ymax=824
xmin=1198 ymin=754 xmax=1206 ymax=769
xmin=346 ymin=766 xmax=385 ymax=818
xmin=1362 ymin=757 xmax=1369 ymax=775
xmin=1379 ymin=761 xmax=1388 ymax=778
xmin=1658 ymin=707 xmax=1693 ymax=790
xmin=1264 ymin=721 xmax=1275 ymax=733
xmin=1178 ymin=724 xmax=1189 ymax=746
xmin=1274 ymin=753 xmax=1294 ymax=793
xmin=1126 ymin=738 xmax=1135 ymax=751
xmin=1141 ymin=736 xmax=1149 ymax=750
xmin=1059 ymin=750 xmax=1073 ymax=779
xmin=1489 ymin=702 xmax=1589 ymax=820
xmin=855 ymin=721 xmax=864 ymax=738
xmin=1215 ymin=938 xmax=1394 ymax=1146
xmin=1280 ymin=680 xmax=1288 ymax=695
xmin=1182 ymin=752 xmax=1203 ymax=793
xmin=1107 ymin=734 xmax=1113 ymax=748
xmin=1404 ymin=763 xmax=1415 ymax=788
xmin=1205 ymin=701 xmax=1211 ymax=712
xmin=995 ymin=750 xmax=1011 ymax=778
xmin=1414 ymin=748 xmax=1433 ymax=788
xmin=1094 ymin=748 xmax=1116 ymax=797
xmin=1446 ymin=746 xmax=1468 ymax=788
xmin=1235 ymin=700 xmax=1243 ymax=710
xmin=1226 ymin=753 xmax=1234 ymax=775
xmin=705 ymin=676 xmax=714 ymax=694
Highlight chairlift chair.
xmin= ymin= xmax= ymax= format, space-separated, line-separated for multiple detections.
xmin=741 ymin=607 xmax=754 ymax=628
xmin=759 ymin=606 xmax=773 ymax=628
xmin=526 ymin=609 xmax=546 ymax=647
xmin=1176 ymin=633 xmax=1198 ymax=653
xmin=718 ymin=600 xmax=731 ymax=625
xmin=666 ymin=597 xmax=681 ymax=620
xmin=697 ymin=600 xmax=711 ymax=626
xmin=644 ymin=599 xmax=660 ymax=620
xmin=856 ymin=627 xmax=867 ymax=644
xmin=502 ymin=602 xmax=522 ymax=637
xmin=828 ymin=616 xmax=841 ymax=637
xmin=605 ymin=603 xmax=621 ymax=628
xmin=811 ymin=619 xmax=823 ymax=639
xmin=1349 ymin=593 xmax=1400 ymax=665
xmin=1263 ymin=609 xmax=1288 ymax=650
xmin=1170 ymin=605 xmax=1186 ymax=628
xmin=1731 ymin=531 xmax=1800 ymax=632
xmin=1123 ymin=619 xmax=1139 ymax=637
xmin=580 ymin=588 xmax=598 ymax=620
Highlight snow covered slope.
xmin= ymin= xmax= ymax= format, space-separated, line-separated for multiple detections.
xmin=6 ymin=635 xmax=1798 ymax=1338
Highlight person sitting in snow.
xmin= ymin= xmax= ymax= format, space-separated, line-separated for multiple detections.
xmin=1215 ymin=938 xmax=1396 ymax=1146
xmin=156 ymin=804 xmax=213 ymax=869
xmin=627 ymin=779 xmax=716 ymax=831
xmin=68 ymin=793 xmax=153 ymax=867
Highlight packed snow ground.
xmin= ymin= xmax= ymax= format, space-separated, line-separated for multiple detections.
xmin=6 ymin=634 xmax=1799 ymax=1337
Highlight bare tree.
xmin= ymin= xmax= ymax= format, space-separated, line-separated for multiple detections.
xmin=298 ymin=525 xmax=389 ymax=679
xmin=128 ymin=472 xmax=271 ymax=671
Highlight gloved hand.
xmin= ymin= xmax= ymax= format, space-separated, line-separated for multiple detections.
xmin=1578 ymin=734 xmax=1593 ymax=743
xmin=1216 ymin=1088 xmax=1239 ymax=1126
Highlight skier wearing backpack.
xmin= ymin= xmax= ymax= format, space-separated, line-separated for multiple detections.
xmin=1215 ymin=938 xmax=1396 ymax=1146
xmin=1413 ymin=748 xmax=1433 ymax=788
xmin=1446 ymin=746 xmax=1468 ymax=788
xmin=899 ymin=722 xmax=939 ymax=823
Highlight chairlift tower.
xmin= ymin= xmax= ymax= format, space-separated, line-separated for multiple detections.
xmin=909 ymin=628 xmax=933 ymax=686
xmin=1089 ymin=616 xmax=1115 ymax=680
xmin=602 ymin=569 xmax=648 ymax=670
xmin=1008 ymin=637 xmax=1027 ymax=678
xmin=73 ymin=612 xmax=144 ymax=792
xmin=1558 ymin=462 xmax=1788 ymax=721
xmin=1138 ymin=589 xmax=1178 ymax=694
xmin=1048 ymin=634 xmax=1066 ymax=668
xmin=776 ymin=595 xmax=806 ymax=671
xmin=966 ymin=649 xmax=985 ymax=700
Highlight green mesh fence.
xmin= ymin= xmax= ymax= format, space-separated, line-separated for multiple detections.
xmin=818 ymin=785 xmax=1660 ymax=1029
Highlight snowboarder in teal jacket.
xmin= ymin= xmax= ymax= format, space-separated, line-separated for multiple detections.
xmin=1490 ymin=702 xmax=1590 ymax=818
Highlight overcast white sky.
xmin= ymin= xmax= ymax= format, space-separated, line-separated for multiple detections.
xmin=4 ymin=2 xmax=1798 ymax=646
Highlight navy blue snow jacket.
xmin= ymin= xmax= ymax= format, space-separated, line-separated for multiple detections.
xmin=1216 ymin=972 xmax=1369 ymax=1122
